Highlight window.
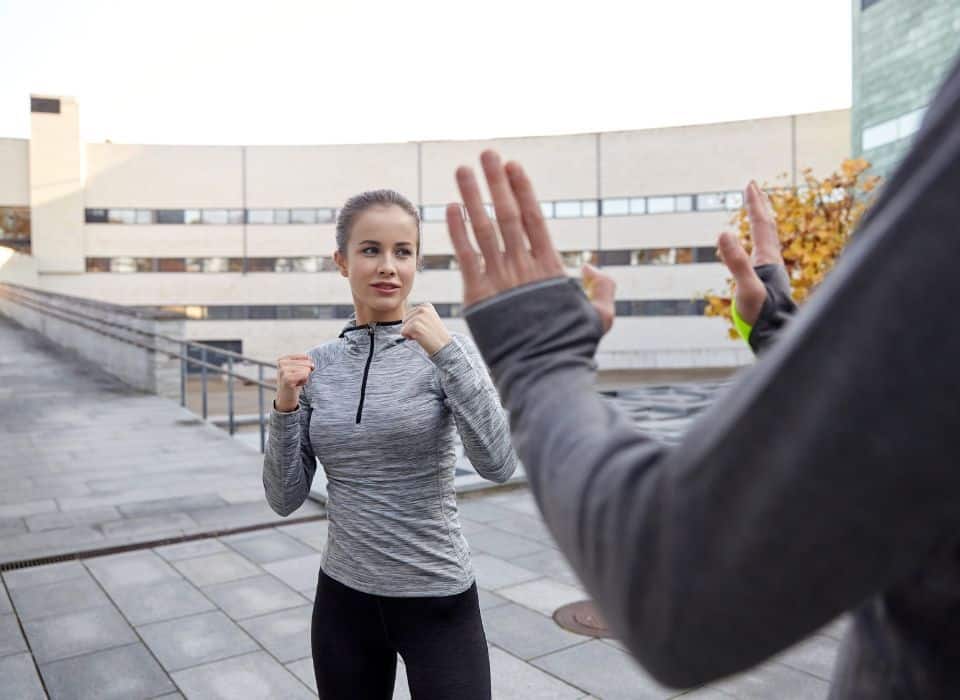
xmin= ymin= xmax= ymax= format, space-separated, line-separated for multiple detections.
xmin=629 ymin=197 xmax=646 ymax=215
xmin=158 ymin=258 xmax=187 ymax=272
xmin=108 ymin=209 xmax=137 ymax=224
xmin=274 ymin=258 xmax=294 ymax=273
xmin=110 ymin=257 xmax=137 ymax=273
xmin=335 ymin=305 xmax=355 ymax=319
xmin=596 ymin=250 xmax=631 ymax=266
xmin=319 ymin=256 xmax=338 ymax=272
xmin=247 ymin=209 xmax=274 ymax=224
xmin=675 ymin=248 xmax=694 ymax=264
xmin=185 ymin=258 xmax=204 ymax=273
xmin=155 ymin=209 xmax=185 ymax=224
xmin=539 ymin=202 xmax=554 ymax=218
xmin=675 ymin=195 xmax=693 ymax=212
xmin=201 ymin=209 xmax=228 ymax=225
xmin=206 ymin=306 xmax=247 ymax=320
xmin=421 ymin=205 xmax=447 ymax=222
xmin=647 ymin=197 xmax=675 ymax=214
xmin=581 ymin=200 xmax=598 ymax=217
xmin=85 ymin=208 xmax=108 ymax=223
xmin=135 ymin=258 xmax=155 ymax=272
xmin=248 ymin=306 xmax=278 ymax=319
xmin=290 ymin=208 xmax=317 ymax=224
xmin=185 ymin=209 xmax=202 ymax=224
xmin=554 ymin=201 xmax=581 ymax=218
xmin=246 ymin=258 xmax=277 ymax=272
xmin=601 ymin=198 xmax=629 ymax=216
xmin=274 ymin=209 xmax=291 ymax=224
xmin=317 ymin=208 xmax=336 ymax=223
xmin=422 ymin=255 xmax=456 ymax=270
xmin=85 ymin=258 xmax=110 ymax=272
xmin=292 ymin=257 xmax=319 ymax=273
xmin=228 ymin=209 xmax=245 ymax=225
xmin=31 ymin=97 xmax=60 ymax=114
xmin=135 ymin=209 xmax=152 ymax=224
xmin=696 ymin=193 xmax=725 ymax=211
xmin=862 ymin=120 xmax=899 ymax=151
xmin=646 ymin=248 xmax=676 ymax=265
xmin=186 ymin=339 xmax=242 ymax=373
xmin=0 ymin=207 xmax=30 ymax=241
xmin=204 ymin=258 xmax=230 ymax=273
xmin=561 ymin=250 xmax=591 ymax=268
xmin=693 ymin=246 xmax=719 ymax=263
xmin=228 ymin=258 xmax=245 ymax=272
xmin=725 ymin=191 xmax=744 ymax=210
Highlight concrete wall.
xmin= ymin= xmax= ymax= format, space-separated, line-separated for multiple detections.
xmin=0 ymin=139 xmax=29 ymax=204
xmin=0 ymin=248 xmax=40 ymax=287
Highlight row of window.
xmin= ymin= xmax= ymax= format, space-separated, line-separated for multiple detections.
xmin=84 ymin=246 xmax=719 ymax=274
xmin=861 ymin=106 xmax=926 ymax=152
xmin=83 ymin=191 xmax=744 ymax=227
xmin=145 ymin=299 xmax=708 ymax=321
xmin=0 ymin=206 xmax=30 ymax=254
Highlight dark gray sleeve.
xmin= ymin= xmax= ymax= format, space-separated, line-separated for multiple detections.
xmin=262 ymin=390 xmax=318 ymax=516
xmin=748 ymin=264 xmax=798 ymax=354
xmin=431 ymin=335 xmax=517 ymax=483
xmin=462 ymin=59 xmax=960 ymax=688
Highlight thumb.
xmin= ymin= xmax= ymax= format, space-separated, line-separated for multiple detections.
xmin=582 ymin=264 xmax=616 ymax=334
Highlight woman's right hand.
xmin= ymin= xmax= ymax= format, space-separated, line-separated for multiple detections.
xmin=275 ymin=354 xmax=315 ymax=412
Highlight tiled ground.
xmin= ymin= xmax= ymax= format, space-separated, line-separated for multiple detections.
xmin=0 ymin=488 xmax=843 ymax=699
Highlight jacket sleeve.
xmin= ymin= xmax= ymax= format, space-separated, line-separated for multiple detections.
xmin=430 ymin=334 xmax=518 ymax=484
xmin=747 ymin=264 xmax=798 ymax=354
xmin=262 ymin=388 xmax=318 ymax=516
xmin=462 ymin=60 xmax=960 ymax=688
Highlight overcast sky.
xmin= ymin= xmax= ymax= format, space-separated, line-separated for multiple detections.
xmin=0 ymin=0 xmax=852 ymax=145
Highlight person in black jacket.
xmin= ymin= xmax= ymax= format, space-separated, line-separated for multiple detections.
xmin=441 ymin=54 xmax=960 ymax=699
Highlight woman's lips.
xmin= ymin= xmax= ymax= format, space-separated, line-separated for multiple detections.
xmin=371 ymin=283 xmax=400 ymax=295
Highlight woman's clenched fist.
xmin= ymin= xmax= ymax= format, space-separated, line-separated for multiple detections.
xmin=275 ymin=353 xmax=315 ymax=412
xmin=402 ymin=303 xmax=453 ymax=356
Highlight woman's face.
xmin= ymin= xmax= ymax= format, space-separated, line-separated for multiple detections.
xmin=334 ymin=204 xmax=419 ymax=323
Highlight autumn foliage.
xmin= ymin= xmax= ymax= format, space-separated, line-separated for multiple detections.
xmin=705 ymin=159 xmax=882 ymax=339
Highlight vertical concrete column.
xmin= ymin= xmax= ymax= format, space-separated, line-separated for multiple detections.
xmin=28 ymin=95 xmax=85 ymax=273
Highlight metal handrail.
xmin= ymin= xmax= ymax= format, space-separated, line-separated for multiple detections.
xmin=0 ymin=283 xmax=278 ymax=452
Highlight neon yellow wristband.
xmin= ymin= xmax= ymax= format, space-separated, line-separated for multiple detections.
xmin=731 ymin=300 xmax=754 ymax=344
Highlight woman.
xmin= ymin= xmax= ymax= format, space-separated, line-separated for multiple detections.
xmin=263 ymin=189 xmax=517 ymax=700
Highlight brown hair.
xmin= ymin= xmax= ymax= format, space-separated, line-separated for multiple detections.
xmin=335 ymin=190 xmax=421 ymax=258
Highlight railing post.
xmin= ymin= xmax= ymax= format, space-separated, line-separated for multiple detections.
xmin=227 ymin=356 xmax=235 ymax=436
xmin=201 ymin=346 xmax=208 ymax=421
xmin=179 ymin=341 xmax=187 ymax=408
xmin=258 ymin=364 xmax=266 ymax=454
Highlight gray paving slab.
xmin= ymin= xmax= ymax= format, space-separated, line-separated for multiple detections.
xmin=39 ymin=642 xmax=176 ymax=700
xmin=471 ymin=554 xmax=541 ymax=590
xmin=0 ymin=613 xmax=28 ymax=657
xmin=203 ymin=574 xmax=309 ymax=620
xmin=25 ymin=506 xmax=122 ymax=532
xmin=775 ymin=634 xmax=840 ymax=682
xmin=117 ymin=495 xmax=229 ymax=518
xmin=0 ymin=517 xmax=26 ymax=537
xmin=225 ymin=531 xmax=316 ymax=564
xmin=713 ymin=662 xmax=831 ymax=699
xmin=673 ymin=689 xmax=735 ymax=699
xmin=533 ymin=638 xmax=677 ymax=699
xmin=467 ymin=527 xmax=549 ymax=559
xmin=154 ymin=538 xmax=228 ymax=562
xmin=0 ymin=582 xmax=10 ymax=615
xmin=510 ymin=547 xmax=583 ymax=587
xmin=276 ymin=520 xmax=329 ymax=543
xmin=0 ymin=525 xmax=106 ymax=563
xmin=477 ymin=588 xmax=509 ymax=611
xmin=138 ymin=610 xmax=259 ymax=672
xmin=488 ymin=513 xmax=557 ymax=545
xmin=0 ymin=652 xmax=46 ymax=700
xmin=457 ymin=500 xmax=519 ymax=523
xmin=2 ymin=560 xmax=86 ymax=590
xmin=86 ymin=551 xmax=182 ymax=591
xmin=172 ymin=551 xmax=262 ymax=587
xmin=171 ymin=650 xmax=315 ymax=699
xmin=483 ymin=603 xmax=586 ymax=660
xmin=261 ymin=553 xmax=325 ymax=592
xmin=497 ymin=578 xmax=586 ymax=617
xmin=100 ymin=512 xmax=199 ymax=539
xmin=489 ymin=646 xmax=584 ymax=699
xmin=22 ymin=604 xmax=138 ymax=664
xmin=108 ymin=578 xmax=217 ymax=626
xmin=285 ymin=657 xmax=317 ymax=695
xmin=9 ymin=574 xmax=111 ymax=622
xmin=238 ymin=605 xmax=313 ymax=663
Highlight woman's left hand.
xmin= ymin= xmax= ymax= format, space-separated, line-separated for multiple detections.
xmin=402 ymin=303 xmax=453 ymax=355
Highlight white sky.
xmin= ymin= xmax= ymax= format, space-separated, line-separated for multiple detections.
xmin=0 ymin=0 xmax=852 ymax=145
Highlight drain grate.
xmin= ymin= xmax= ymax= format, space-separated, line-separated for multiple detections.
xmin=0 ymin=513 xmax=327 ymax=573
xmin=553 ymin=600 xmax=612 ymax=638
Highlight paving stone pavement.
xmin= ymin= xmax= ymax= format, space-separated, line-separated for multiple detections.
xmin=0 ymin=488 xmax=844 ymax=699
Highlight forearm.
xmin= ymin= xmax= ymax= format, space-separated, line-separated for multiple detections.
xmin=745 ymin=264 xmax=798 ymax=354
xmin=262 ymin=404 xmax=316 ymax=516
xmin=432 ymin=337 xmax=517 ymax=483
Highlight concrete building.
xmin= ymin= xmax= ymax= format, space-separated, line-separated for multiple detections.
xmin=853 ymin=0 xmax=960 ymax=177
xmin=0 ymin=96 xmax=849 ymax=372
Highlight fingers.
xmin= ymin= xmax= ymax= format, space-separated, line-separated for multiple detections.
xmin=481 ymin=150 xmax=527 ymax=258
xmin=446 ymin=204 xmax=483 ymax=285
xmin=456 ymin=166 xmax=504 ymax=281
xmin=505 ymin=161 xmax=561 ymax=269
xmin=718 ymin=232 xmax=767 ymax=325
xmin=744 ymin=181 xmax=782 ymax=266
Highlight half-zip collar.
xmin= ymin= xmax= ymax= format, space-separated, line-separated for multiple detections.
xmin=340 ymin=319 xmax=404 ymax=424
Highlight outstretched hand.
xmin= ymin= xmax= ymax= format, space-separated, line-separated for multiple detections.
xmin=446 ymin=150 xmax=615 ymax=334
xmin=716 ymin=181 xmax=784 ymax=326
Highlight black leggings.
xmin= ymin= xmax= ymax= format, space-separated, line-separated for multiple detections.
xmin=311 ymin=569 xmax=491 ymax=700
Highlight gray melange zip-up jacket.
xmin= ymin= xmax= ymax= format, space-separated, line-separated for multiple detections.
xmin=463 ymin=53 xmax=960 ymax=698
xmin=263 ymin=319 xmax=517 ymax=597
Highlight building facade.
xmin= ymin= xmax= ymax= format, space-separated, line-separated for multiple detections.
xmin=852 ymin=0 xmax=960 ymax=177
xmin=0 ymin=96 xmax=849 ymax=372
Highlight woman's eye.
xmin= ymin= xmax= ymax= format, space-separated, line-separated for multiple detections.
xmin=361 ymin=247 xmax=378 ymax=255
xmin=397 ymin=249 xmax=413 ymax=257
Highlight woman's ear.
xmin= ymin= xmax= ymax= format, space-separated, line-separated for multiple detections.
xmin=333 ymin=250 xmax=349 ymax=278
